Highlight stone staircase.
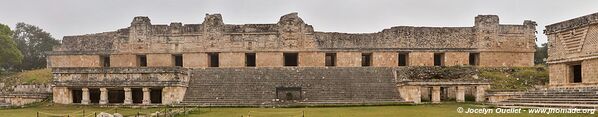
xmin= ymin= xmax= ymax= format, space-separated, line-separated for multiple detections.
xmin=493 ymin=87 xmax=598 ymax=109
xmin=180 ymin=67 xmax=405 ymax=106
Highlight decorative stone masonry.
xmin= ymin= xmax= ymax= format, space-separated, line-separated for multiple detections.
xmin=397 ymin=82 xmax=490 ymax=103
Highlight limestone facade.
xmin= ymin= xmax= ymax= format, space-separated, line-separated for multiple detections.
xmin=545 ymin=12 xmax=598 ymax=87
xmin=48 ymin=13 xmax=536 ymax=105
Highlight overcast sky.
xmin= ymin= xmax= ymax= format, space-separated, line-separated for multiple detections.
xmin=1 ymin=0 xmax=597 ymax=45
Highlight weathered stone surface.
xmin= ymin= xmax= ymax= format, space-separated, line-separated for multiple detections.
xmin=182 ymin=67 xmax=403 ymax=105
xmin=47 ymin=13 xmax=537 ymax=105
xmin=545 ymin=12 xmax=598 ymax=87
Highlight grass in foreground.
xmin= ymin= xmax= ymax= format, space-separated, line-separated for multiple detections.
xmin=0 ymin=104 xmax=166 ymax=117
xmin=0 ymin=102 xmax=594 ymax=117
xmin=183 ymin=103 xmax=594 ymax=117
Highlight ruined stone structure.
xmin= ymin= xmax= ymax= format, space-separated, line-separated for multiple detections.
xmin=545 ymin=12 xmax=598 ymax=88
xmin=492 ymin=12 xmax=598 ymax=109
xmin=47 ymin=13 xmax=536 ymax=106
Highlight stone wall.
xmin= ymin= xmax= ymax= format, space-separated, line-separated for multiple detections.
xmin=256 ymin=52 xmax=283 ymax=67
xmin=298 ymin=52 xmax=325 ymax=67
xmin=444 ymin=52 xmax=468 ymax=66
xmin=582 ymin=58 xmax=598 ymax=83
xmin=147 ymin=54 xmax=174 ymax=67
xmin=52 ymin=67 xmax=188 ymax=87
xmin=48 ymin=55 xmax=100 ymax=67
xmin=0 ymin=93 xmax=49 ymax=106
xmin=372 ymin=52 xmax=398 ymax=67
xmin=183 ymin=53 xmax=208 ymax=68
xmin=53 ymin=87 xmax=71 ymax=104
xmin=545 ymin=12 xmax=598 ymax=87
xmin=110 ymin=54 xmax=138 ymax=67
xmin=47 ymin=13 xmax=536 ymax=105
xmin=49 ymin=13 xmax=535 ymax=68
xmin=549 ymin=63 xmax=569 ymax=85
xmin=409 ymin=52 xmax=434 ymax=66
xmin=219 ymin=52 xmax=245 ymax=67
xmin=479 ymin=52 xmax=534 ymax=67
xmin=13 ymin=85 xmax=52 ymax=93
xmin=336 ymin=52 xmax=361 ymax=67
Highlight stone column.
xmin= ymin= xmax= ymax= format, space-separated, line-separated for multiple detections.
xmin=431 ymin=86 xmax=441 ymax=103
xmin=81 ymin=88 xmax=90 ymax=104
xmin=142 ymin=87 xmax=151 ymax=105
xmin=411 ymin=86 xmax=422 ymax=104
xmin=99 ymin=88 xmax=108 ymax=104
xmin=124 ymin=87 xmax=132 ymax=104
xmin=475 ymin=85 xmax=488 ymax=102
xmin=456 ymin=86 xmax=465 ymax=102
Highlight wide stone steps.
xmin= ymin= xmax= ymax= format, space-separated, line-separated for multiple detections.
xmin=509 ymin=98 xmax=598 ymax=101
xmin=500 ymin=100 xmax=598 ymax=104
xmin=495 ymin=103 xmax=598 ymax=109
xmin=181 ymin=68 xmax=403 ymax=106
xmin=493 ymin=87 xmax=598 ymax=109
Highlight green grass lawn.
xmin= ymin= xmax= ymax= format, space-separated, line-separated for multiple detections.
xmin=184 ymin=103 xmax=594 ymax=117
xmin=0 ymin=104 xmax=166 ymax=117
xmin=0 ymin=103 xmax=594 ymax=117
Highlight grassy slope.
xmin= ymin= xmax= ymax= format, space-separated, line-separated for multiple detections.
xmin=0 ymin=69 xmax=52 ymax=87
xmin=481 ymin=67 xmax=549 ymax=90
xmin=16 ymin=68 xmax=52 ymax=84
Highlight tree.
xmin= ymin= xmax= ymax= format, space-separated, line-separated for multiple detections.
xmin=0 ymin=23 xmax=23 ymax=73
xmin=534 ymin=43 xmax=548 ymax=65
xmin=12 ymin=23 xmax=60 ymax=70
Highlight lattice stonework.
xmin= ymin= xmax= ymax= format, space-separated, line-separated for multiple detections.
xmin=559 ymin=27 xmax=588 ymax=53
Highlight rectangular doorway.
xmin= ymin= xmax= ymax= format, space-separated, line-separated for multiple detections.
xmin=571 ymin=64 xmax=582 ymax=83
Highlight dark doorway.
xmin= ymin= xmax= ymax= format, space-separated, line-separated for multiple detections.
xmin=108 ymin=89 xmax=125 ymax=103
xmin=469 ymin=53 xmax=479 ymax=66
xmin=398 ymin=53 xmax=409 ymax=66
xmin=434 ymin=53 xmax=444 ymax=66
xmin=276 ymin=87 xmax=302 ymax=101
xmin=362 ymin=53 xmax=372 ymax=67
xmin=137 ymin=55 xmax=147 ymax=67
xmin=173 ymin=54 xmax=183 ymax=67
xmin=150 ymin=88 xmax=162 ymax=104
xmin=325 ymin=53 xmax=336 ymax=67
xmin=246 ymin=53 xmax=256 ymax=67
xmin=440 ymin=87 xmax=449 ymax=101
xmin=89 ymin=88 xmax=100 ymax=103
xmin=284 ymin=53 xmax=298 ymax=66
xmin=132 ymin=88 xmax=143 ymax=104
xmin=422 ymin=87 xmax=432 ymax=102
xmin=208 ymin=53 xmax=219 ymax=67
xmin=572 ymin=65 xmax=582 ymax=83
xmin=72 ymin=89 xmax=82 ymax=103
xmin=101 ymin=55 xmax=110 ymax=67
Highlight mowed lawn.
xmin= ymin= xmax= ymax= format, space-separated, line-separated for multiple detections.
xmin=0 ymin=103 xmax=594 ymax=117
xmin=187 ymin=103 xmax=594 ymax=117
xmin=0 ymin=104 xmax=166 ymax=117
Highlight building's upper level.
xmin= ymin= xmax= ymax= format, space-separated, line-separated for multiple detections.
xmin=50 ymin=13 xmax=536 ymax=54
xmin=47 ymin=13 xmax=537 ymax=68
xmin=545 ymin=12 xmax=598 ymax=63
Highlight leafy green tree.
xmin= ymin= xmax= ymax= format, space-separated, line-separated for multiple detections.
xmin=0 ymin=23 xmax=23 ymax=74
xmin=534 ymin=43 xmax=548 ymax=65
xmin=12 ymin=23 xmax=60 ymax=70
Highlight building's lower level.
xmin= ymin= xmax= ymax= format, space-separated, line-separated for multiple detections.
xmin=52 ymin=67 xmax=491 ymax=106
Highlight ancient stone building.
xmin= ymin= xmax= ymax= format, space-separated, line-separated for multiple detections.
xmin=47 ymin=13 xmax=536 ymax=105
xmin=492 ymin=12 xmax=598 ymax=109
xmin=545 ymin=12 xmax=598 ymax=87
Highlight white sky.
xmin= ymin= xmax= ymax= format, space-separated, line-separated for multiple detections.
xmin=1 ymin=0 xmax=597 ymax=46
